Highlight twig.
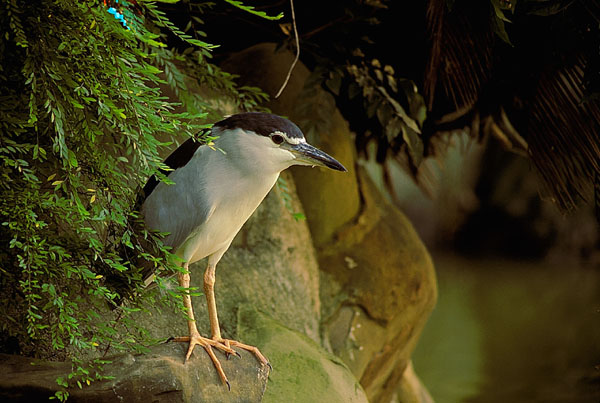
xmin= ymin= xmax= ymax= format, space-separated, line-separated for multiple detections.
xmin=274 ymin=0 xmax=299 ymax=99
xmin=102 ymin=309 xmax=123 ymax=358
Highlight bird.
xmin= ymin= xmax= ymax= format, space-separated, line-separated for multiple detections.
xmin=139 ymin=112 xmax=347 ymax=388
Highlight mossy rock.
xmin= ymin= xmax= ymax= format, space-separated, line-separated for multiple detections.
xmin=236 ymin=306 xmax=368 ymax=403
xmin=0 ymin=343 xmax=269 ymax=402
xmin=318 ymin=168 xmax=438 ymax=402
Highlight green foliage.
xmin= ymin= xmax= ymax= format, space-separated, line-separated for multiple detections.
xmin=223 ymin=0 xmax=284 ymax=21
xmin=0 ymin=0 xmax=267 ymax=396
xmin=271 ymin=0 xmax=430 ymax=168
xmin=346 ymin=57 xmax=426 ymax=166
xmin=490 ymin=0 xmax=514 ymax=45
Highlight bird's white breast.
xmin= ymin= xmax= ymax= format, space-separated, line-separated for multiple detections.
xmin=142 ymin=130 xmax=284 ymax=265
xmin=181 ymin=165 xmax=279 ymax=264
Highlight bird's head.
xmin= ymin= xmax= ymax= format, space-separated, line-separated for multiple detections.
xmin=213 ymin=112 xmax=347 ymax=173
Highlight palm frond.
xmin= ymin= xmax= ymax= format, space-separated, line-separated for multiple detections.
xmin=424 ymin=0 xmax=600 ymax=214
xmin=527 ymin=58 xmax=600 ymax=210
xmin=424 ymin=0 xmax=493 ymax=114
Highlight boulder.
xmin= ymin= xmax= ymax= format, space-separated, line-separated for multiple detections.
xmin=237 ymin=306 xmax=369 ymax=403
xmin=0 ymin=343 xmax=268 ymax=402
xmin=222 ymin=42 xmax=438 ymax=402
xmin=1 ymin=304 xmax=370 ymax=403
xmin=318 ymin=169 xmax=437 ymax=402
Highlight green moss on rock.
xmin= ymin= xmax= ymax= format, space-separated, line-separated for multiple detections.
xmin=236 ymin=306 xmax=368 ymax=403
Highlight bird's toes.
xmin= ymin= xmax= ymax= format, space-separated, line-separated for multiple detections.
xmin=225 ymin=350 xmax=242 ymax=360
xmin=184 ymin=340 xmax=198 ymax=363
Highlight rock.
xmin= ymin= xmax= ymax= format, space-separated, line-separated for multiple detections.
xmin=0 ymin=342 xmax=268 ymax=402
xmin=319 ymin=168 xmax=437 ymax=402
xmin=222 ymin=43 xmax=438 ymax=402
xmin=394 ymin=361 xmax=435 ymax=403
xmin=288 ymin=106 xmax=360 ymax=247
xmin=236 ymin=306 xmax=369 ymax=403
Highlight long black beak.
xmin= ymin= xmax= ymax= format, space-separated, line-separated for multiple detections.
xmin=291 ymin=142 xmax=347 ymax=172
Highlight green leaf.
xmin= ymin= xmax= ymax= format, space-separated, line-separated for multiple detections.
xmin=491 ymin=0 xmax=513 ymax=45
xmin=0 ymin=0 xmax=268 ymax=389
xmin=377 ymin=86 xmax=421 ymax=134
xmin=491 ymin=0 xmax=512 ymax=22
xmin=67 ymin=150 xmax=78 ymax=168
xmin=223 ymin=0 xmax=284 ymax=20
xmin=402 ymin=126 xmax=424 ymax=167
xmin=293 ymin=213 xmax=306 ymax=221
xmin=527 ymin=0 xmax=572 ymax=16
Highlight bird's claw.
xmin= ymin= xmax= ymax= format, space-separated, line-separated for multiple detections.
xmin=172 ymin=334 xmax=269 ymax=390
xmin=225 ymin=350 xmax=242 ymax=360
xmin=171 ymin=333 xmax=237 ymax=388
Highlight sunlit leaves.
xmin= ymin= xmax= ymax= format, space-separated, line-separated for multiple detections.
xmin=144 ymin=1 xmax=217 ymax=49
xmin=223 ymin=0 xmax=284 ymax=21
xmin=0 ymin=0 xmax=266 ymax=396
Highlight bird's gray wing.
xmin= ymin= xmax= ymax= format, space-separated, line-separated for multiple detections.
xmin=138 ymin=137 xmax=202 ymax=207
xmin=141 ymin=141 xmax=216 ymax=252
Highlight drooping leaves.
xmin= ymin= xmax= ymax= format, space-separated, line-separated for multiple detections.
xmin=0 ymin=1 xmax=267 ymax=396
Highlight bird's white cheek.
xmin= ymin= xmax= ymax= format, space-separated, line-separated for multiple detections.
xmin=268 ymin=148 xmax=297 ymax=169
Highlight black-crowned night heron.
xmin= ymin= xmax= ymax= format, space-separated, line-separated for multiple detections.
xmin=140 ymin=112 xmax=346 ymax=388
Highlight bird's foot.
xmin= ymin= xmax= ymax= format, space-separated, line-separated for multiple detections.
xmin=216 ymin=338 xmax=271 ymax=370
xmin=170 ymin=332 xmax=240 ymax=389
xmin=169 ymin=333 xmax=270 ymax=389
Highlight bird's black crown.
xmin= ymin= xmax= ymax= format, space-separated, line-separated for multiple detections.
xmin=215 ymin=112 xmax=304 ymax=140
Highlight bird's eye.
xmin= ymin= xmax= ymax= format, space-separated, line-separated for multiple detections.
xmin=271 ymin=134 xmax=284 ymax=145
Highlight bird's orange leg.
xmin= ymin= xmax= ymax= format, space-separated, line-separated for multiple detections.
xmin=170 ymin=263 xmax=237 ymax=389
xmin=204 ymin=263 xmax=271 ymax=369
xmin=203 ymin=263 xmax=222 ymax=340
